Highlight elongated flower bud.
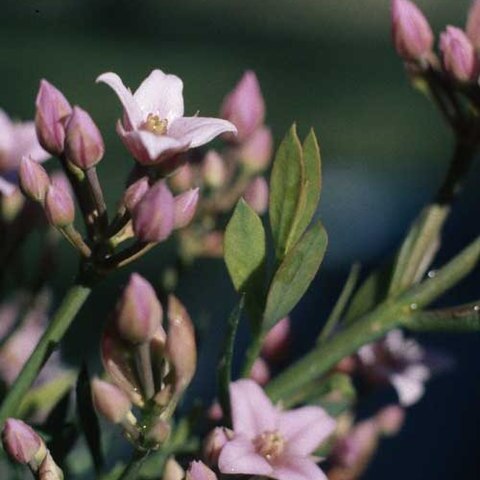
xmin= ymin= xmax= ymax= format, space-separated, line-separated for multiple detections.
xmin=163 ymin=458 xmax=185 ymax=480
xmin=115 ymin=273 xmax=163 ymax=345
xmin=18 ymin=157 xmax=50 ymax=203
xmin=440 ymin=26 xmax=478 ymax=83
xmin=145 ymin=419 xmax=171 ymax=445
xmin=467 ymin=0 xmax=480 ymax=50
xmin=391 ymin=0 xmax=434 ymax=62
xmin=91 ymin=378 xmax=132 ymax=424
xmin=174 ymin=188 xmax=199 ymax=229
xmin=35 ymin=80 xmax=72 ymax=156
xmin=250 ymin=358 xmax=270 ymax=385
xmin=166 ymin=295 xmax=197 ymax=394
xmin=261 ymin=317 xmax=290 ymax=362
xmin=124 ymin=177 xmax=149 ymax=212
xmin=44 ymin=184 xmax=75 ymax=227
xmin=65 ymin=106 xmax=104 ymax=169
xmin=2 ymin=419 xmax=46 ymax=466
xmin=243 ymin=176 xmax=268 ymax=215
xmin=132 ymin=181 xmax=175 ymax=242
xmin=1 ymin=187 xmax=25 ymax=222
xmin=202 ymin=151 xmax=227 ymax=188
xmin=239 ymin=126 xmax=273 ymax=172
xmin=376 ymin=405 xmax=405 ymax=436
xmin=203 ymin=428 xmax=232 ymax=466
xmin=169 ymin=164 xmax=194 ymax=193
xmin=220 ymin=71 xmax=265 ymax=141
xmin=186 ymin=461 xmax=218 ymax=480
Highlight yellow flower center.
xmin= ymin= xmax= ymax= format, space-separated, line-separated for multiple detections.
xmin=253 ymin=430 xmax=285 ymax=461
xmin=143 ymin=114 xmax=168 ymax=135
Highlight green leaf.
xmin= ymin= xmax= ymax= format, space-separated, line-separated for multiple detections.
xmin=225 ymin=199 xmax=266 ymax=294
xmin=76 ymin=364 xmax=104 ymax=474
xmin=269 ymin=124 xmax=304 ymax=258
xmin=289 ymin=129 xmax=322 ymax=246
xmin=402 ymin=301 xmax=480 ymax=332
xmin=263 ymin=221 xmax=328 ymax=330
xmin=217 ymin=298 xmax=244 ymax=426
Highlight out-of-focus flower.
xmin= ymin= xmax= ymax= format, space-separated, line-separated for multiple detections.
xmin=35 ymin=80 xmax=72 ymax=156
xmin=466 ymin=0 xmax=480 ymax=50
xmin=44 ymin=183 xmax=75 ymax=227
xmin=2 ymin=418 xmax=46 ymax=465
xmin=186 ymin=461 xmax=218 ymax=480
xmin=261 ymin=317 xmax=290 ymax=363
xmin=357 ymin=329 xmax=443 ymax=406
xmin=243 ymin=176 xmax=269 ymax=215
xmin=440 ymin=26 xmax=478 ymax=83
xmin=132 ymin=181 xmax=175 ymax=242
xmin=220 ymin=71 xmax=265 ymax=142
xmin=250 ymin=358 xmax=270 ymax=385
xmin=97 ymin=69 xmax=236 ymax=165
xmin=19 ymin=156 xmax=50 ymax=203
xmin=91 ymin=378 xmax=132 ymax=424
xmin=163 ymin=458 xmax=185 ymax=480
xmin=169 ymin=164 xmax=194 ymax=193
xmin=375 ymin=405 xmax=405 ymax=436
xmin=218 ymin=379 xmax=335 ymax=480
xmin=174 ymin=188 xmax=199 ymax=229
xmin=239 ymin=126 xmax=273 ymax=172
xmin=203 ymin=427 xmax=232 ymax=465
xmin=0 ymin=109 xmax=49 ymax=196
xmin=391 ymin=0 xmax=434 ymax=62
xmin=65 ymin=106 xmax=104 ymax=169
xmin=202 ymin=150 xmax=227 ymax=188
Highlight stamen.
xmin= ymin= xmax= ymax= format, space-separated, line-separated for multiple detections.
xmin=143 ymin=114 xmax=168 ymax=135
xmin=253 ymin=430 xmax=285 ymax=461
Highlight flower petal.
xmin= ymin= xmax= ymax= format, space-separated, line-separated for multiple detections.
xmin=96 ymin=72 xmax=144 ymax=128
xmin=10 ymin=123 xmax=49 ymax=166
xmin=230 ymin=379 xmax=278 ymax=438
xmin=133 ymin=69 xmax=184 ymax=122
xmin=279 ymin=406 xmax=336 ymax=456
xmin=0 ymin=177 xmax=16 ymax=196
xmin=390 ymin=371 xmax=426 ymax=406
xmin=218 ymin=435 xmax=272 ymax=477
xmin=168 ymin=116 xmax=237 ymax=148
xmin=272 ymin=456 xmax=328 ymax=480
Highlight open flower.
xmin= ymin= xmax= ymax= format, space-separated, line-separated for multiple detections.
xmin=96 ymin=69 xmax=237 ymax=166
xmin=0 ymin=109 xmax=49 ymax=196
xmin=218 ymin=379 xmax=335 ymax=480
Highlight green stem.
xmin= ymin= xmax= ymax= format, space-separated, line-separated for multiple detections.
xmin=119 ymin=450 xmax=150 ymax=480
xmin=0 ymin=280 xmax=92 ymax=426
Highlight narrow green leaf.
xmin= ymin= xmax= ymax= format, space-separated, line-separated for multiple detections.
xmin=402 ymin=302 xmax=480 ymax=332
xmin=288 ymin=129 xmax=322 ymax=247
xmin=217 ymin=298 xmax=244 ymax=426
xmin=225 ymin=199 xmax=266 ymax=294
xmin=263 ymin=221 xmax=328 ymax=330
xmin=269 ymin=124 xmax=304 ymax=258
xmin=76 ymin=364 xmax=104 ymax=474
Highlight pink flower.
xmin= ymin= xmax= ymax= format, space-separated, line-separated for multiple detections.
xmin=96 ymin=69 xmax=237 ymax=165
xmin=0 ymin=109 xmax=49 ymax=196
xmin=186 ymin=461 xmax=218 ymax=480
xmin=218 ymin=379 xmax=335 ymax=480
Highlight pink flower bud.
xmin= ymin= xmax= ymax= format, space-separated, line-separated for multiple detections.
xmin=391 ymin=0 xmax=434 ymax=62
xmin=1 ymin=187 xmax=25 ymax=222
xmin=166 ymin=295 xmax=197 ymax=394
xmin=440 ymin=26 xmax=478 ymax=83
xmin=239 ymin=126 xmax=273 ymax=172
xmin=220 ymin=71 xmax=265 ymax=141
xmin=18 ymin=156 xmax=50 ymax=203
xmin=250 ymin=358 xmax=270 ymax=385
xmin=376 ymin=405 xmax=405 ymax=436
xmin=243 ymin=176 xmax=269 ymax=215
xmin=50 ymin=170 xmax=73 ymax=198
xmin=186 ymin=461 xmax=218 ymax=480
xmin=124 ymin=177 xmax=149 ymax=212
xmin=203 ymin=427 xmax=231 ymax=466
xmin=115 ymin=273 xmax=163 ymax=345
xmin=169 ymin=164 xmax=194 ymax=193
xmin=207 ymin=402 xmax=223 ymax=422
xmin=467 ymin=0 xmax=480 ymax=50
xmin=65 ymin=106 xmax=104 ymax=169
xmin=91 ymin=378 xmax=132 ymax=424
xmin=44 ymin=183 xmax=75 ymax=227
xmin=132 ymin=181 xmax=175 ymax=242
xmin=145 ymin=419 xmax=171 ymax=445
xmin=35 ymin=80 xmax=72 ymax=156
xmin=2 ymin=418 xmax=45 ymax=465
xmin=261 ymin=317 xmax=290 ymax=362
xmin=163 ymin=458 xmax=185 ymax=480
xmin=202 ymin=151 xmax=227 ymax=188
xmin=38 ymin=452 xmax=63 ymax=480
xmin=174 ymin=188 xmax=199 ymax=229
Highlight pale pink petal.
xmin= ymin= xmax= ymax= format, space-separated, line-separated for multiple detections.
xmin=390 ymin=372 xmax=425 ymax=406
xmin=9 ymin=123 xmax=49 ymax=166
xmin=218 ymin=435 xmax=272 ymax=477
xmin=117 ymin=122 xmax=189 ymax=165
xmin=279 ymin=406 xmax=336 ymax=455
xmin=230 ymin=379 xmax=278 ymax=438
xmin=272 ymin=456 xmax=328 ymax=480
xmin=168 ymin=116 xmax=237 ymax=148
xmin=0 ymin=109 xmax=13 ymax=155
xmin=0 ymin=177 xmax=17 ymax=196
xmin=133 ymin=69 xmax=184 ymax=122
xmin=96 ymin=72 xmax=144 ymax=128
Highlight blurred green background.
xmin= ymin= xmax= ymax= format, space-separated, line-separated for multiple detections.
xmin=2 ymin=1 xmax=480 ymax=478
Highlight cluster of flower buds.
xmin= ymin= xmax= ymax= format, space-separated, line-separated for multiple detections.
xmin=168 ymin=71 xmax=272 ymax=262
xmin=2 ymin=418 xmax=63 ymax=479
xmin=92 ymin=273 xmax=197 ymax=449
